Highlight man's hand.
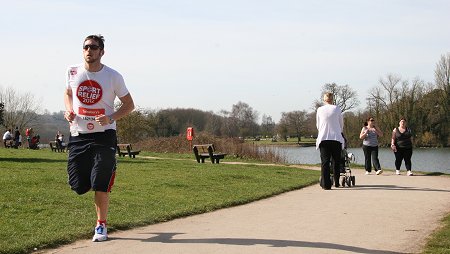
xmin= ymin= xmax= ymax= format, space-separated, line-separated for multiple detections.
xmin=64 ymin=111 xmax=75 ymax=123
xmin=95 ymin=114 xmax=112 ymax=126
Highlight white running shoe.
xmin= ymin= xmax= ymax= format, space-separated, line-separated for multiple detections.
xmin=407 ymin=171 xmax=413 ymax=176
xmin=92 ymin=223 xmax=107 ymax=242
xmin=365 ymin=171 xmax=370 ymax=175
xmin=396 ymin=170 xmax=400 ymax=175
xmin=376 ymin=169 xmax=383 ymax=175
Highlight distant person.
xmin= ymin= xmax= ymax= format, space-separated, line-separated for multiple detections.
xmin=26 ymin=128 xmax=33 ymax=149
xmin=13 ymin=127 xmax=20 ymax=149
xmin=316 ymin=92 xmax=344 ymax=190
xmin=359 ymin=117 xmax=383 ymax=175
xmin=55 ymin=131 xmax=63 ymax=148
xmin=64 ymin=34 xmax=135 ymax=242
xmin=59 ymin=134 xmax=65 ymax=147
xmin=30 ymin=134 xmax=40 ymax=149
xmin=391 ymin=117 xmax=414 ymax=176
xmin=3 ymin=129 xmax=12 ymax=147
xmin=18 ymin=134 xmax=22 ymax=147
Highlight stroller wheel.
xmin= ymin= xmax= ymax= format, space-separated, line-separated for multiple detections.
xmin=339 ymin=176 xmax=346 ymax=187
xmin=346 ymin=176 xmax=352 ymax=187
xmin=351 ymin=176 xmax=356 ymax=186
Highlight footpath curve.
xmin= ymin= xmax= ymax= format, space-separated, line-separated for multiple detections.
xmin=43 ymin=163 xmax=450 ymax=254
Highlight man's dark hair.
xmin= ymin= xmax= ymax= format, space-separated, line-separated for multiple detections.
xmin=84 ymin=34 xmax=105 ymax=49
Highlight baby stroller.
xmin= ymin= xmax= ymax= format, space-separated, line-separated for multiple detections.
xmin=336 ymin=146 xmax=356 ymax=187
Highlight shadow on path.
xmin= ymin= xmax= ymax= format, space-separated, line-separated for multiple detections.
xmin=349 ymin=185 xmax=450 ymax=193
xmin=112 ymin=232 xmax=404 ymax=254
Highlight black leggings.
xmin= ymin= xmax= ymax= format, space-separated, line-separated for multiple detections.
xmin=362 ymin=145 xmax=381 ymax=172
xmin=394 ymin=147 xmax=413 ymax=171
xmin=319 ymin=140 xmax=342 ymax=189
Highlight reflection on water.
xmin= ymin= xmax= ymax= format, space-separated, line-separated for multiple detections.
xmin=265 ymin=146 xmax=450 ymax=173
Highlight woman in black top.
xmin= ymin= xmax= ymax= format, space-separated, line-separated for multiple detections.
xmin=391 ymin=117 xmax=413 ymax=176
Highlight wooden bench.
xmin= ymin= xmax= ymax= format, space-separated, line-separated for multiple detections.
xmin=117 ymin=143 xmax=141 ymax=158
xmin=193 ymin=144 xmax=227 ymax=164
xmin=49 ymin=141 xmax=66 ymax=152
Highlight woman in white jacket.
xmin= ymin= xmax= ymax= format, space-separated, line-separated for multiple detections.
xmin=316 ymin=92 xmax=344 ymax=190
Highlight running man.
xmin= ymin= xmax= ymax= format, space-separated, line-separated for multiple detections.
xmin=64 ymin=34 xmax=135 ymax=242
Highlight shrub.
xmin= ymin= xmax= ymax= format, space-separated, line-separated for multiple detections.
xmin=135 ymin=133 xmax=286 ymax=163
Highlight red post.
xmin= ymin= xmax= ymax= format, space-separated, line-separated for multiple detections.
xmin=187 ymin=127 xmax=194 ymax=150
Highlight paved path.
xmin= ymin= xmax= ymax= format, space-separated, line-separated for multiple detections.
xmin=43 ymin=169 xmax=450 ymax=254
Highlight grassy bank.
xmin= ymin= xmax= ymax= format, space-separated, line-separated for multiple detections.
xmin=0 ymin=148 xmax=319 ymax=254
xmin=1 ymin=148 xmax=449 ymax=254
xmin=423 ymin=213 xmax=450 ymax=254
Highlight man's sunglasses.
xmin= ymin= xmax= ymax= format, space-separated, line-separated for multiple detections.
xmin=83 ymin=44 xmax=101 ymax=50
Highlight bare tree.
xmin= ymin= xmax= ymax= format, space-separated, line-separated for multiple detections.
xmin=0 ymin=86 xmax=41 ymax=130
xmin=219 ymin=109 xmax=238 ymax=137
xmin=276 ymin=116 xmax=289 ymax=142
xmin=230 ymin=101 xmax=259 ymax=137
xmin=315 ymin=83 xmax=360 ymax=112
xmin=260 ymin=114 xmax=275 ymax=138
xmin=303 ymin=111 xmax=317 ymax=138
xmin=366 ymin=86 xmax=384 ymax=120
xmin=434 ymin=53 xmax=450 ymax=145
xmin=280 ymin=110 xmax=307 ymax=142
xmin=435 ymin=53 xmax=450 ymax=100
xmin=367 ymin=74 xmax=402 ymax=130
xmin=204 ymin=113 xmax=223 ymax=136
xmin=400 ymin=77 xmax=426 ymax=128
xmin=366 ymin=74 xmax=433 ymax=145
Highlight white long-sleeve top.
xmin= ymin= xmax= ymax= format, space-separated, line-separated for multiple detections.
xmin=315 ymin=104 xmax=344 ymax=149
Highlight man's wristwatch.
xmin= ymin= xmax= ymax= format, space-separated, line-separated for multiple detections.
xmin=108 ymin=116 xmax=115 ymax=124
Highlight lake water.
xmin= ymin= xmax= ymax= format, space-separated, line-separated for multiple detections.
xmin=264 ymin=146 xmax=450 ymax=173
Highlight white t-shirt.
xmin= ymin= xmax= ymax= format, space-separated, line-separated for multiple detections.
xmin=3 ymin=131 xmax=11 ymax=140
xmin=66 ymin=64 xmax=129 ymax=134
xmin=315 ymin=104 xmax=344 ymax=149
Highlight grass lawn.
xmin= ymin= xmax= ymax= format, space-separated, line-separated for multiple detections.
xmin=1 ymin=148 xmax=449 ymax=254
xmin=0 ymin=148 xmax=319 ymax=254
xmin=139 ymin=151 xmax=279 ymax=164
xmin=423 ymin=213 xmax=450 ymax=254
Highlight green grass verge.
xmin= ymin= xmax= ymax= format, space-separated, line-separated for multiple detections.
xmin=1 ymin=148 xmax=448 ymax=254
xmin=139 ymin=151 xmax=278 ymax=164
xmin=422 ymin=206 xmax=450 ymax=254
xmin=0 ymin=148 xmax=319 ymax=254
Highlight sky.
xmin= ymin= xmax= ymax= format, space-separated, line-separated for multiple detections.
xmin=1 ymin=0 xmax=449 ymax=122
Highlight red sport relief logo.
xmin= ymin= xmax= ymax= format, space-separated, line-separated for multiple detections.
xmin=77 ymin=80 xmax=102 ymax=105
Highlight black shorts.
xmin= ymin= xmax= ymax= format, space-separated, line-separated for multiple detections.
xmin=67 ymin=129 xmax=117 ymax=195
